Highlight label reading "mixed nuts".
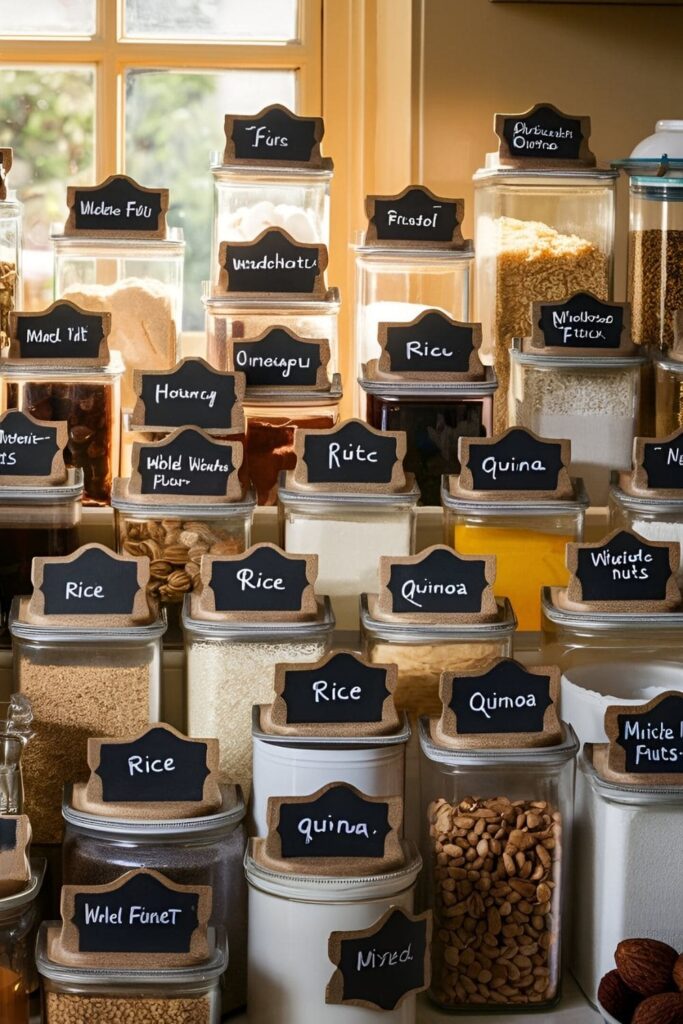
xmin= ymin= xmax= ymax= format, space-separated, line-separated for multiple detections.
xmin=218 ymin=228 xmax=328 ymax=296
xmin=606 ymin=691 xmax=683 ymax=779
xmin=378 ymin=545 xmax=497 ymax=620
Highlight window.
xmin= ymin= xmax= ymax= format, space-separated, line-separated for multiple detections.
xmin=0 ymin=0 xmax=321 ymax=329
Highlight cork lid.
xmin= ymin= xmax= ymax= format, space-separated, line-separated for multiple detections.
xmin=8 ymin=299 xmax=111 ymax=367
xmin=592 ymin=691 xmax=683 ymax=786
xmin=127 ymin=425 xmax=245 ymax=504
xmin=0 ymin=815 xmax=31 ymax=898
xmin=227 ymin=328 xmax=332 ymax=391
xmin=0 ymin=148 xmax=12 ymax=202
xmin=130 ymin=358 xmax=245 ymax=434
xmin=493 ymin=103 xmax=596 ymax=170
xmin=448 ymin=427 xmax=573 ymax=502
xmin=223 ymin=104 xmax=331 ymax=169
xmin=0 ymin=410 xmax=68 ymax=487
xmin=364 ymin=186 xmax=466 ymax=250
xmin=285 ymin=418 xmax=408 ymax=494
xmin=522 ymin=292 xmax=634 ymax=357
xmin=620 ymin=427 xmax=683 ymax=499
xmin=64 ymin=174 xmax=169 ymax=238
xmin=365 ymin=311 xmax=484 ymax=382
xmin=216 ymin=228 xmax=328 ymax=299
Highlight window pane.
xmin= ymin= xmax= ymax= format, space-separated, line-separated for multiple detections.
xmin=124 ymin=0 xmax=298 ymax=41
xmin=0 ymin=66 xmax=95 ymax=308
xmin=125 ymin=69 xmax=296 ymax=331
xmin=0 ymin=0 xmax=95 ymax=37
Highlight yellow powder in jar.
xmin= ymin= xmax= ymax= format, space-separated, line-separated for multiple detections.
xmin=454 ymin=523 xmax=571 ymax=632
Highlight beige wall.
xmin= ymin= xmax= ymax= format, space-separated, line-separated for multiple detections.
xmin=414 ymin=0 xmax=683 ymax=297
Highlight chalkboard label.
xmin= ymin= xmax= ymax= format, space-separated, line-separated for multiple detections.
xmin=378 ymin=545 xmax=497 ymax=620
xmin=495 ymin=103 xmax=595 ymax=166
xmin=230 ymin=328 xmax=330 ymax=388
xmin=9 ymin=300 xmax=110 ymax=364
xmin=218 ymin=229 xmax=327 ymax=296
xmin=132 ymin=359 xmax=244 ymax=431
xmin=294 ymin=418 xmax=407 ymax=491
xmin=130 ymin=426 xmax=242 ymax=500
xmin=365 ymin=186 xmax=464 ymax=248
xmin=0 ymin=410 xmax=67 ymax=485
xmin=270 ymin=651 xmax=399 ymax=734
xmin=0 ymin=818 xmax=16 ymax=852
xmin=605 ymin=692 xmax=683 ymax=780
xmin=327 ymin=908 xmax=431 ymax=1011
xmin=377 ymin=311 xmax=482 ymax=379
xmin=223 ymin=104 xmax=325 ymax=167
xmin=457 ymin=428 xmax=571 ymax=497
xmin=567 ymin=529 xmax=680 ymax=608
xmin=92 ymin=727 xmax=213 ymax=804
xmin=65 ymin=174 xmax=168 ymax=237
xmin=531 ymin=293 xmax=628 ymax=352
xmin=636 ymin=429 xmax=683 ymax=492
xmin=198 ymin=543 xmax=319 ymax=620
xmin=29 ymin=544 xmax=150 ymax=621
xmin=264 ymin=784 xmax=403 ymax=871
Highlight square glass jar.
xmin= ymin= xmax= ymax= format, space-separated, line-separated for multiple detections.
xmin=52 ymin=229 xmax=184 ymax=409
xmin=608 ymin=480 xmax=683 ymax=578
xmin=0 ymin=355 xmax=124 ymax=506
xmin=0 ymin=196 xmax=21 ymax=349
xmin=204 ymin=287 xmax=341 ymax=375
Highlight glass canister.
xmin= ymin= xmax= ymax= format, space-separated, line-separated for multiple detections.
xmin=0 ymin=356 xmax=123 ymax=506
xmin=654 ymin=343 xmax=683 ymax=436
xmin=0 ymin=695 xmax=34 ymax=815
xmin=0 ymin=861 xmax=45 ymax=1024
xmin=419 ymin=716 xmax=577 ymax=1012
xmin=0 ymin=194 xmax=21 ymax=350
xmin=628 ymin=176 xmax=683 ymax=349
xmin=204 ymin=286 xmax=341 ymax=375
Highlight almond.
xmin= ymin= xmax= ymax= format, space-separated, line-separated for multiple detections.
xmin=616 ymin=939 xmax=679 ymax=997
xmin=599 ymin=969 xmax=641 ymax=1024
xmin=674 ymin=955 xmax=683 ymax=993
xmin=632 ymin=993 xmax=683 ymax=1024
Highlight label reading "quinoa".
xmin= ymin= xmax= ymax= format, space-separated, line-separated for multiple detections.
xmin=567 ymin=529 xmax=680 ymax=607
xmin=218 ymin=228 xmax=328 ymax=296
xmin=458 ymin=428 xmax=570 ymax=496
xmin=379 ymin=545 xmax=497 ymax=620
xmin=606 ymin=692 xmax=683 ymax=780
xmin=131 ymin=426 xmax=242 ymax=499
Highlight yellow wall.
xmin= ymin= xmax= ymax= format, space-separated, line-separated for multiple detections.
xmin=414 ymin=0 xmax=683 ymax=297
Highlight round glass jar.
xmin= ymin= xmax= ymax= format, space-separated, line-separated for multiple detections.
xmin=0 ymin=861 xmax=44 ymax=1024
xmin=419 ymin=718 xmax=577 ymax=1012
xmin=627 ymin=177 xmax=683 ymax=349
xmin=246 ymin=839 xmax=422 ymax=1024
xmin=0 ymin=195 xmax=21 ymax=349
xmin=654 ymin=354 xmax=683 ymax=436
xmin=609 ymin=480 xmax=683 ymax=578
xmin=61 ymin=784 xmax=247 ymax=1015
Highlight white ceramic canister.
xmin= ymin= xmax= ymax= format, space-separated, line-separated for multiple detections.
xmin=246 ymin=839 xmax=422 ymax=1024
xmin=250 ymin=708 xmax=410 ymax=835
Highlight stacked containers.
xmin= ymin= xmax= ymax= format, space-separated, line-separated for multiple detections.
xmin=0 ymin=149 xmax=21 ymax=348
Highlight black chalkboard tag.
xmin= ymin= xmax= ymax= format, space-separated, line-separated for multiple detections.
xmin=565 ymin=529 xmax=681 ymax=611
xmin=197 ymin=543 xmax=319 ymax=622
xmin=630 ymin=428 xmax=683 ymax=496
xmin=228 ymin=328 xmax=331 ymax=389
xmin=54 ymin=869 xmax=211 ymax=969
xmin=9 ymin=300 xmax=111 ymax=366
xmin=217 ymin=228 xmax=328 ymax=297
xmin=292 ymin=418 xmax=407 ymax=492
xmin=376 ymin=311 xmax=484 ymax=380
xmin=28 ymin=543 xmax=152 ymax=625
xmin=495 ymin=103 xmax=595 ymax=168
xmin=602 ymin=691 xmax=683 ymax=784
xmin=223 ymin=104 xmax=328 ymax=168
xmin=0 ymin=147 xmax=12 ymax=202
xmin=129 ymin=426 xmax=243 ymax=502
xmin=0 ymin=410 xmax=68 ymax=486
xmin=376 ymin=545 xmax=498 ymax=623
xmin=0 ymin=815 xmax=31 ymax=899
xmin=131 ymin=358 xmax=245 ymax=432
xmin=65 ymin=174 xmax=168 ymax=238
xmin=266 ymin=650 xmax=400 ymax=736
xmin=435 ymin=658 xmax=562 ymax=750
xmin=327 ymin=907 xmax=432 ymax=1011
xmin=528 ymin=293 xmax=631 ymax=355
xmin=81 ymin=724 xmax=222 ymax=818
xmin=263 ymin=783 xmax=404 ymax=875
xmin=454 ymin=427 xmax=572 ymax=499
xmin=365 ymin=186 xmax=465 ymax=249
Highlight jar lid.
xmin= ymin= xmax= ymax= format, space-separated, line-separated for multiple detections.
xmin=590 ymin=691 xmax=683 ymax=788
xmin=10 ymin=593 xmax=167 ymax=643
xmin=112 ymin=477 xmax=256 ymax=517
xmin=211 ymin=158 xmax=333 ymax=179
xmin=129 ymin=358 xmax=245 ymax=434
xmin=253 ymin=705 xmax=411 ymax=748
xmin=360 ymin=364 xmax=497 ymax=398
xmin=361 ymin=593 xmax=516 ymax=643
xmin=511 ymin=336 xmax=645 ymax=368
xmin=442 ymin=474 xmax=588 ymax=517
xmin=364 ymin=185 xmax=467 ymax=251
xmin=542 ymin=586 xmax=683 ymax=630
xmin=221 ymin=104 xmax=332 ymax=171
xmin=0 ymin=858 xmax=45 ymax=913
xmin=353 ymin=235 xmax=474 ymax=261
xmin=579 ymin=746 xmax=683 ymax=803
xmin=0 ymin=349 xmax=125 ymax=378
xmin=618 ymin=426 xmax=683 ymax=500
xmin=0 ymin=466 xmax=85 ymax=504
xmin=419 ymin=715 xmax=578 ymax=767
xmin=244 ymin=373 xmax=343 ymax=406
xmin=51 ymin=226 xmax=185 ymax=252
xmin=279 ymin=470 xmax=420 ymax=508
xmin=202 ymin=281 xmax=340 ymax=312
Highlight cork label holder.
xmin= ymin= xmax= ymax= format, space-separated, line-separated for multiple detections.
xmin=0 ymin=410 xmax=68 ymax=487
xmin=373 ymin=311 xmax=484 ymax=381
xmin=290 ymin=418 xmax=408 ymax=493
xmin=217 ymin=228 xmax=328 ymax=298
xmin=625 ymin=427 xmax=683 ymax=498
xmin=128 ymin=425 xmax=244 ymax=504
xmin=365 ymin=185 xmax=465 ymax=250
xmin=495 ymin=102 xmax=596 ymax=169
xmin=0 ymin=814 xmax=32 ymax=898
xmin=223 ymin=104 xmax=328 ymax=168
xmin=131 ymin=358 xmax=245 ymax=433
xmin=228 ymin=328 xmax=332 ymax=391
xmin=592 ymin=691 xmax=683 ymax=787
xmin=525 ymin=292 xmax=632 ymax=357
xmin=64 ymin=174 xmax=168 ymax=238
xmin=8 ymin=299 xmax=111 ymax=367
xmin=451 ymin=427 xmax=572 ymax=500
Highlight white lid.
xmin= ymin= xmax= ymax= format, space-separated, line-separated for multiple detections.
xmin=631 ymin=120 xmax=683 ymax=159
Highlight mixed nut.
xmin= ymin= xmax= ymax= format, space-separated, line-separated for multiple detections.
xmin=599 ymin=938 xmax=683 ymax=1024
xmin=428 ymin=794 xmax=561 ymax=1008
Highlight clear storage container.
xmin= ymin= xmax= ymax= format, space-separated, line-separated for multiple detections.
xmin=204 ymin=287 xmax=341 ymax=375
xmin=420 ymin=718 xmax=577 ymax=1012
xmin=353 ymin=242 xmax=473 ymax=372
xmin=509 ymin=344 xmax=644 ymax=505
xmin=10 ymin=597 xmax=165 ymax=844
xmin=0 ymin=356 xmax=123 ymax=506
xmin=246 ymin=839 xmax=423 ymax=1024
xmin=474 ymin=165 xmax=616 ymax=432
xmin=61 ymin=784 xmax=247 ymax=1015
xmin=37 ymin=922 xmax=226 ymax=1024
xmin=52 ymin=230 xmax=184 ymax=410
xmin=0 ymin=861 xmax=44 ymax=1024
xmin=443 ymin=477 xmax=588 ymax=631
xmin=609 ymin=478 xmax=683 ymax=576
xmin=0 ymin=195 xmax=21 ymax=349
xmin=183 ymin=594 xmax=335 ymax=796
xmin=654 ymin=353 xmax=683 ymax=436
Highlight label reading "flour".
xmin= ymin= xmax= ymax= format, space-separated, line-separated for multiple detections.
xmin=458 ymin=428 xmax=570 ymax=496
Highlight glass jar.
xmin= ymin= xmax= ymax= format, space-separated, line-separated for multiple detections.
xmin=627 ymin=178 xmax=683 ymax=349
xmin=360 ymin=371 xmax=497 ymax=506
xmin=279 ymin=480 xmax=420 ymax=632
xmin=183 ymin=594 xmax=335 ymax=797
xmin=654 ymin=354 xmax=683 ymax=436
xmin=0 ymin=861 xmax=45 ymax=1024
xmin=0 ymin=196 xmax=21 ymax=349
xmin=509 ymin=344 xmax=645 ymax=506
xmin=10 ymin=598 xmax=166 ymax=844
xmin=37 ymin=922 xmax=226 ymax=1024
xmin=0 ymin=470 xmax=82 ymax=630
xmin=473 ymin=166 xmax=617 ymax=432
xmin=419 ymin=718 xmax=577 ymax=1012
xmin=52 ymin=230 xmax=184 ymax=410
xmin=204 ymin=287 xmax=341 ymax=375
xmin=353 ymin=242 xmax=473 ymax=373
xmin=0 ymin=356 xmax=123 ymax=506
xmin=243 ymin=377 xmax=343 ymax=506
xmin=246 ymin=839 xmax=422 ymax=1024
xmin=251 ymin=709 xmax=410 ymax=836
xmin=442 ymin=478 xmax=588 ymax=631
xmin=572 ymin=747 xmax=683 ymax=1005
xmin=609 ymin=479 xmax=683 ymax=577
xmin=61 ymin=784 xmax=247 ymax=1015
